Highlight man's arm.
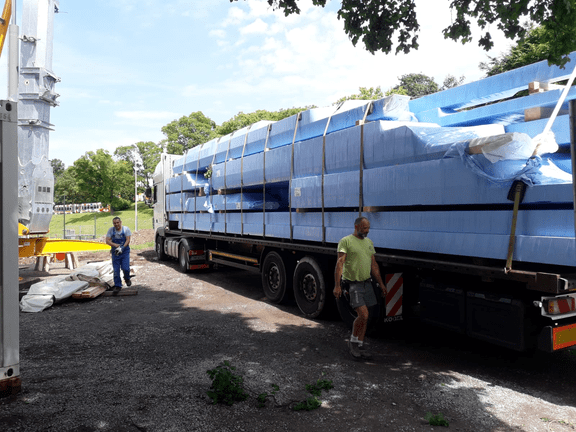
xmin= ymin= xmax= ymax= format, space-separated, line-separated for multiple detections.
xmin=123 ymin=235 xmax=131 ymax=248
xmin=333 ymin=252 xmax=346 ymax=299
xmin=105 ymin=233 xmax=118 ymax=248
xmin=371 ymin=255 xmax=387 ymax=297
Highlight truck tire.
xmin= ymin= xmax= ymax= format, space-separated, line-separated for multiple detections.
xmin=156 ymin=235 xmax=168 ymax=261
xmin=336 ymin=280 xmax=382 ymax=333
xmin=261 ymin=251 xmax=293 ymax=304
xmin=178 ymin=242 xmax=190 ymax=273
xmin=293 ymin=257 xmax=327 ymax=319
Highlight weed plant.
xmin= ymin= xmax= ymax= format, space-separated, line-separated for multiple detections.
xmin=206 ymin=361 xmax=248 ymax=406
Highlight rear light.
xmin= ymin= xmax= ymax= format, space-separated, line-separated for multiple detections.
xmin=189 ymin=249 xmax=204 ymax=256
xmin=545 ymin=296 xmax=576 ymax=315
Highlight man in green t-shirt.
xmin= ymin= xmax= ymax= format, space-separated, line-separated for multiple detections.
xmin=334 ymin=217 xmax=386 ymax=359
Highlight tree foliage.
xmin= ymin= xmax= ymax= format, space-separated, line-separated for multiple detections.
xmin=161 ymin=111 xmax=219 ymax=155
xmin=230 ymin=0 xmax=576 ymax=66
xmin=388 ymin=73 xmax=439 ymax=98
xmin=334 ymin=86 xmax=384 ymax=104
xmin=54 ymin=167 xmax=89 ymax=204
xmin=114 ymin=141 xmax=162 ymax=189
xmin=50 ymin=158 xmax=65 ymax=180
xmin=72 ymin=149 xmax=134 ymax=210
xmin=215 ymin=107 xmax=311 ymax=136
xmin=479 ymin=23 xmax=575 ymax=76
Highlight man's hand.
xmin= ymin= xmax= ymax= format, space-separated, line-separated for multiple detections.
xmin=333 ymin=285 xmax=342 ymax=299
xmin=114 ymin=247 xmax=123 ymax=256
xmin=378 ymin=283 xmax=387 ymax=298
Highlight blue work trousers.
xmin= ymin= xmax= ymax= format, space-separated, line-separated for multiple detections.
xmin=112 ymin=248 xmax=131 ymax=287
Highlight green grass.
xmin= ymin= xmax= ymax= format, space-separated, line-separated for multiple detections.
xmin=49 ymin=202 xmax=153 ymax=238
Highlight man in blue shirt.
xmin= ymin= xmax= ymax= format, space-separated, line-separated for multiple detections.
xmin=106 ymin=217 xmax=132 ymax=290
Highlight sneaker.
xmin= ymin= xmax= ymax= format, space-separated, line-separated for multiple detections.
xmin=358 ymin=343 xmax=372 ymax=359
xmin=113 ymin=286 xmax=122 ymax=293
xmin=348 ymin=340 xmax=362 ymax=359
xmin=125 ymin=278 xmax=132 ymax=287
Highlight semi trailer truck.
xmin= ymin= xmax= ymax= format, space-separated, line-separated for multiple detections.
xmin=152 ymin=53 xmax=576 ymax=353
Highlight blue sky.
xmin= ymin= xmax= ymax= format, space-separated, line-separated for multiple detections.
xmin=2 ymin=0 xmax=512 ymax=167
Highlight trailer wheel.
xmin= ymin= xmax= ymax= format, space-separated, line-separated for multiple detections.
xmin=156 ymin=235 xmax=168 ymax=261
xmin=178 ymin=242 xmax=190 ymax=273
xmin=336 ymin=280 xmax=382 ymax=333
xmin=293 ymin=257 xmax=326 ymax=318
xmin=261 ymin=252 xmax=293 ymax=304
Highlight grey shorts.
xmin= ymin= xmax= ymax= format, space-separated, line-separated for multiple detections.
xmin=346 ymin=279 xmax=377 ymax=309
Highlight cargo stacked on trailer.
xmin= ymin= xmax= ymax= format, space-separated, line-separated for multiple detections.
xmin=152 ymin=53 xmax=576 ymax=352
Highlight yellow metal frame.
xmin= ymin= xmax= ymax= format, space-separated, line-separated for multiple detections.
xmin=0 ymin=0 xmax=11 ymax=57
xmin=18 ymin=237 xmax=109 ymax=258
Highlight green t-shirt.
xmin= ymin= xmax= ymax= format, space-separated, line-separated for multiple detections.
xmin=337 ymin=234 xmax=375 ymax=282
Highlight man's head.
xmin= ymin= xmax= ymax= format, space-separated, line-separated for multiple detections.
xmin=354 ymin=216 xmax=370 ymax=239
xmin=112 ymin=217 xmax=122 ymax=230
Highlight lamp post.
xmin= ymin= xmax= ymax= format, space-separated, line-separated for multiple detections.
xmin=134 ymin=166 xmax=138 ymax=232
xmin=62 ymin=194 xmax=66 ymax=239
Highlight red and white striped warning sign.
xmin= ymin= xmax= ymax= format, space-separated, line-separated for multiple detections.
xmin=385 ymin=273 xmax=403 ymax=317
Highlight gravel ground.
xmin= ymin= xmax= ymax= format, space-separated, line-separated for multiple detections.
xmin=4 ymin=229 xmax=576 ymax=431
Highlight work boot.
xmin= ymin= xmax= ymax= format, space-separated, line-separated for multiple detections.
xmin=348 ymin=340 xmax=362 ymax=359
xmin=125 ymin=278 xmax=132 ymax=287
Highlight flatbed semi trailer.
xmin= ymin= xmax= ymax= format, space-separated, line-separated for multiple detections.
xmin=152 ymin=54 xmax=576 ymax=352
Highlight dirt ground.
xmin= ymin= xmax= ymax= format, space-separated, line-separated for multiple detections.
xmin=4 ymin=229 xmax=576 ymax=431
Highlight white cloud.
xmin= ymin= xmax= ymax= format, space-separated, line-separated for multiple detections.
xmin=209 ymin=29 xmax=226 ymax=39
xmin=115 ymin=111 xmax=180 ymax=121
xmin=240 ymin=18 xmax=269 ymax=35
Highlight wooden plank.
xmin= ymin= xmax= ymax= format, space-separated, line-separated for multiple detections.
xmin=525 ymin=106 xmax=569 ymax=122
xmin=72 ymin=285 xmax=107 ymax=299
xmin=528 ymin=81 xmax=563 ymax=94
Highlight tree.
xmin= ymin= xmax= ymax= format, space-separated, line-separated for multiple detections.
xmin=216 ymin=108 xmax=311 ymax=136
xmin=479 ymin=23 xmax=575 ymax=76
xmin=50 ymin=158 xmax=65 ymax=180
xmin=54 ymin=166 xmax=90 ymax=204
xmin=442 ymin=74 xmax=465 ymax=90
xmin=114 ymin=141 xmax=162 ymax=191
xmin=230 ymin=0 xmax=576 ymax=66
xmin=72 ymin=149 xmax=133 ymax=210
xmin=388 ymin=73 xmax=439 ymax=98
xmin=136 ymin=141 xmax=163 ymax=188
xmin=161 ymin=112 xmax=219 ymax=155
xmin=334 ymin=86 xmax=384 ymax=105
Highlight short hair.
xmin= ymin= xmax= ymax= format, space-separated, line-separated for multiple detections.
xmin=354 ymin=216 xmax=368 ymax=226
xmin=113 ymin=217 xmax=121 ymax=222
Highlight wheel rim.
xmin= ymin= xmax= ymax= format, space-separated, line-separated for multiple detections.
xmin=267 ymin=264 xmax=281 ymax=293
xmin=300 ymin=274 xmax=317 ymax=302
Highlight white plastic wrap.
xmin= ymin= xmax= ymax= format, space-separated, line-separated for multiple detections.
xmin=20 ymin=261 xmax=114 ymax=313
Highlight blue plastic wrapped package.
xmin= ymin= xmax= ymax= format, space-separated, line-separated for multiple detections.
xmin=366 ymin=208 xmax=574 ymax=238
xmin=172 ymin=155 xmax=186 ymax=175
xmin=291 ymin=172 xmax=359 ymax=209
xmin=166 ymin=173 xmax=209 ymax=193
xmin=362 ymin=122 xmax=504 ymax=169
xmin=212 ymin=188 xmax=288 ymax=211
xmin=182 ymin=213 xmax=195 ymax=230
xmin=368 ymin=228 xmax=576 ymax=267
xmin=210 ymin=212 xmax=291 ymax=238
xmin=265 ymin=146 xmax=291 ymax=183
xmin=445 ymin=133 xmax=571 ymax=186
xmin=166 ymin=192 xmax=195 ymax=212
xmin=362 ymin=157 xmax=573 ymax=208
